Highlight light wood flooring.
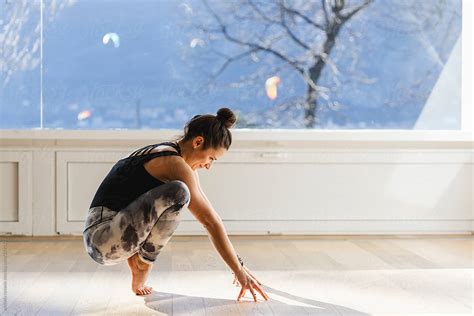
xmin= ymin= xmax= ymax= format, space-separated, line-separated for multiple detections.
xmin=0 ymin=235 xmax=472 ymax=315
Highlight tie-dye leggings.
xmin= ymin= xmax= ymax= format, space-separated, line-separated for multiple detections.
xmin=83 ymin=180 xmax=190 ymax=265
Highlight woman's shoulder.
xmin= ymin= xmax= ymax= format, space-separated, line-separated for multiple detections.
xmin=120 ymin=141 xmax=179 ymax=159
xmin=149 ymin=143 xmax=180 ymax=155
xmin=143 ymin=151 xmax=187 ymax=182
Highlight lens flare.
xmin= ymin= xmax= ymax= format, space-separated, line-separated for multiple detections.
xmin=265 ymin=76 xmax=280 ymax=100
xmin=77 ymin=110 xmax=92 ymax=121
xmin=102 ymin=33 xmax=120 ymax=48
xmin=190 ymin=38 xmax=205 ymax=48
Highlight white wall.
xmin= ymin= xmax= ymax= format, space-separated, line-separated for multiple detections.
xmin=0 ymin=1 xmax=472 ymax=236
xmin=0 ymin=130 xmax=472 ymax=236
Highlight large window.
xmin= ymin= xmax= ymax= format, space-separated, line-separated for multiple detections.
xmin=0 ymin=0 xmax=462 ymax=129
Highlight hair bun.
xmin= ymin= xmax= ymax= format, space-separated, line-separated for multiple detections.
xmin=216 ymin=107 xmax=236 ymax=129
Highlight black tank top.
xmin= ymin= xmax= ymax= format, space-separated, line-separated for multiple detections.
xmin=89 ymin=141 xmax=182 ymax=211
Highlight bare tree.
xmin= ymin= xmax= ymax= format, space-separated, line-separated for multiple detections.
xmin=196 ymin=0 xmax=372 ymax=128
xmin=0 ymin=0 xmax=74 ymax=87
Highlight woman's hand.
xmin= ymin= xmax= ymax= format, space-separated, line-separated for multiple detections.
xmin=233 ymin=265 xmax=269 ymax=302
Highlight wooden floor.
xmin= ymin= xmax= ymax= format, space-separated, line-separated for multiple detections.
xmin=1 ymin=235 xmax=472 ymax=315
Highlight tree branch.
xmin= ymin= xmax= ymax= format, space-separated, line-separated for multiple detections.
xmin=203 ymin=0 xmax=305 ymax=75
xmin=212 ymin=48 xmax=261 ymax=79
xmin=278 ymin=1 xmax=310 ymax=50
xmin=280 ymin=3 xmax=326 ymax=31
xmin=247 ymin=0 xmax=279 ymax=24
xmin=340 ymin=0 xmax=373 ymax=21
xmin=321 ymin=0 xmax=330 ymax=27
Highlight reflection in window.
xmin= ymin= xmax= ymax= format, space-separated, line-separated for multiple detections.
xmin=0 ymin=0 xmax=462 ymax=129
xmin=0 ymin=0 xmax=41 ymax=128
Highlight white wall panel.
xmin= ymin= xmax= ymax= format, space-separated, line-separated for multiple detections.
xmin=0 ymin=151 xmax=32 ymax=235
xmin=0 ymin=162 xmax=19 ymax=221
xmin=53 ymin=149 xmax=474 ymax=235
xmin=67 ymin=162 xmax=114 ymax=221
xmin=31 ymin=150 xmax=55 ymax=235
xmin=195 ymin=163 xmax=472 ymax=222
xmin=56 ymin=151 xmax=125 ymax=233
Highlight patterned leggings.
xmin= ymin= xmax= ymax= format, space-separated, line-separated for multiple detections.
xmin=83 ymin=180 xmax=190 ymax=265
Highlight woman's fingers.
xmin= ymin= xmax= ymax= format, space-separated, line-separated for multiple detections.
xmin=235 ymin=269 xmax=269 ymax=302
xmin=254 ymin=283 xmax=270 ymax=301
xmin=249 ymin=286 xmax=257 ymax=302
xmin=250 ymin=280 xmax=269 ymax=301
xmin=237 ymin=287 xmax=247 ymax=301
xmin=237 ymin=283 xmax=269 ymax=302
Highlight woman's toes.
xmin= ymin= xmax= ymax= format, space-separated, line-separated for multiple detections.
xmin=135 ymin=287 xmax=152 ymax=296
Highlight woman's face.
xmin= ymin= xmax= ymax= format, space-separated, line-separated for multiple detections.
xmin=188 ymin=136 xmax=227 ymax=170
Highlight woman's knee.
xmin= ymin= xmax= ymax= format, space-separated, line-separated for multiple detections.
xmin=137 ymin=180 xmax=189 ymax=223
xmin=165 ymin=180 xmax=191 ymax=206
xmin=83 ymin=231 xmax=112 ymax=265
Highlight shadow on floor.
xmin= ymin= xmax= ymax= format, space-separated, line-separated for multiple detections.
xmin=144 ymin=284 xmax=369 ymax=315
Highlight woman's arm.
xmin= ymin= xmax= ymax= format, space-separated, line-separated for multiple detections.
xmin=166 ymin=158 xmax=242 ymax=274
xmin=192 ymin=170 xmax=268 ymax=301
xmin=151 ymin=157 xmax=268 ymax=301
xmin=193 ymin=171 xmax=245 ymax=271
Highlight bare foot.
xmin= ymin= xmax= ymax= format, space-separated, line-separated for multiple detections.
xmin=127 ymin=253 xmax=153 ymax=295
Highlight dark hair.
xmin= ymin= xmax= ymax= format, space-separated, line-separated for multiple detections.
xmin=175 ymin=107 xmax=236 ymax=150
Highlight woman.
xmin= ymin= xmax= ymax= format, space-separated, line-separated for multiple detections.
xmin=83 ymin=108 xmax=269 ymax=302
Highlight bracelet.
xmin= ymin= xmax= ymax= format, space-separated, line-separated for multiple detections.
xmin=232 ymin=254 xmax=244 ymax=275
xmin=237 ymin=254 xmax=244 ymax=267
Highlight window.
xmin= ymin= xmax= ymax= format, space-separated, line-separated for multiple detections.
xmin=0 ymin=0 xmax=41 ymax=128
xmin=0 ymin=0 xmax=462 ymax=129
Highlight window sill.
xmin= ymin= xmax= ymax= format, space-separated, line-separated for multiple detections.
xmin=0 ymin=129 xmax=472 ymax=150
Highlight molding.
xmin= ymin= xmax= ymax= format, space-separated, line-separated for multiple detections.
xmin=57 ymin=219 xmax=474 ymax=236
xmin=0 ymin=151 xmax=33 ymax=235
xmin=0 ymin=129 xmax=472 ymax=142
xmin=175 ymin=219 xmax=474 ymax=235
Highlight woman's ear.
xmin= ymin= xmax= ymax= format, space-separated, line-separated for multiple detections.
xmin=193 ymin=136 xmax=204 ymax=149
